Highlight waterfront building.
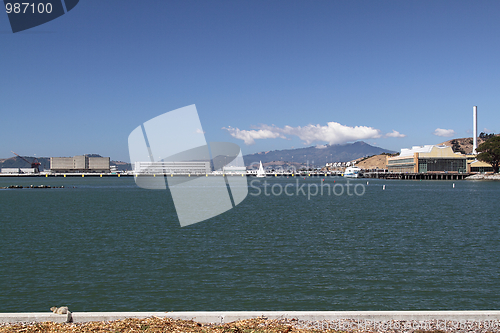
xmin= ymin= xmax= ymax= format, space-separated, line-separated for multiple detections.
xmin=50 ymin=156 xmax=110 ymax=173
xmin=468 ymin=159 xmax=494 ymax=173
xmin=133 ymin=161 xmax=211 ymax=174
xmin=386 ymin=145 xmax=466 ymax=173
xmin=222 ymin=166 xmax=247 ymax=174
xmin=1 ymin=168 xmax=37 ymax=174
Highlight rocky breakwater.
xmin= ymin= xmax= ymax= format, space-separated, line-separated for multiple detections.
xmin=466 ymin=173 xmax=500 ymax=180
xmin=0 ymin=185 xmax=65 ymax=189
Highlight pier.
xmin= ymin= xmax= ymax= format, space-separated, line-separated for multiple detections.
xmin=0 ymin=170 xmax=473 ymax=180
xmin=363 ymin=171 xmax=470 ymax=180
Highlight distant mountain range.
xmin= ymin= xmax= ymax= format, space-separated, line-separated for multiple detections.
xmin=243 ymin=141 xmax=395 ymax=167
xmin=0 ymin=156 xmax=51 ymax=170
xmin=0 ymin=142 xmax=394 ymax=171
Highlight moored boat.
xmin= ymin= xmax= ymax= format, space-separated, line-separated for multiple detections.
xmin=343 ymin=166 xmax=362 ymax=178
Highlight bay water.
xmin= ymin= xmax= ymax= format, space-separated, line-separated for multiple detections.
xmin=0 ymin=176 xmax=499 ymax=312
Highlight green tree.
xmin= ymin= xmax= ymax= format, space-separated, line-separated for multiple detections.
xmin=476 ymin=136 xmax=500 ymax=173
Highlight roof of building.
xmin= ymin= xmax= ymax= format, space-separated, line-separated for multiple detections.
xmin=469 ymin=159 xmax=493 ymax=167
xmin=399 ymin=145 xmax=435 ymax=157
xmin=396 ymin=145 xmax=464 ymax=159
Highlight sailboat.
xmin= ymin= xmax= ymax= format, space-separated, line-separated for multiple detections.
xmin=256 ymin=161 xmax=266 ymax=178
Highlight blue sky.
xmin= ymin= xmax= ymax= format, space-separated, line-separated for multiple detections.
xmin=1 ymin=0 xmax=499 ymax=162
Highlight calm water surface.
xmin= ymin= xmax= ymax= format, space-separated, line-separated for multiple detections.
xmin=0 ymin=176 xmax=499 ymax=312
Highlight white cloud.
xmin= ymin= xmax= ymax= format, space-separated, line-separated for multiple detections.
xmin=385 ymin=130 xmax=406 ymax=138
xmin=223 ymin=122 xmax=382 ymax=145
xmin=222 ymin=126 xmax=286 ymax=145
xmin=433 ymin=128 xmax=455 ymax=137
xmin=195 ymin=128 xmax=205 ymax=134
xmin=315 ymin=144 xmax=327 ymax=149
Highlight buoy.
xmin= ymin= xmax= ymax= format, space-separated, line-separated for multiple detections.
xmin=154 ymin=174 xmax=156 ymax=177
xmin=100 ymin=174 xmax=102 ymax=177
xmin=383 ymin=185 xmax=386 ymax=190
xmin=64 ymin=174 xmax=66 ymax=178
xmin=366 ymin=181 xmax=369 ymax=185
xmin=82 ymin=174 xmax=84 ymax=177
xmin=171 ymin=174 xmax=173 ymax=177
xmin=118 ymin=174 xmax=120 ymax=177
xmin=453 ymin=183 xmax=455 ymax=188
xmin=206 ymin=174 xmax=208 ymax=177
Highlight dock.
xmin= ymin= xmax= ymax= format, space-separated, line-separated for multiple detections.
xmin=0 ymin=171 xmax=473 ymax=180
xmin=363 ymin=171 xmax=470 ymax=180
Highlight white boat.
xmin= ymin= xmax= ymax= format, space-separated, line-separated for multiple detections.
xmin=256 ymin=161 xmax=266 ymax=178
xmin=343 ymin=166 xmax=362 ymax=178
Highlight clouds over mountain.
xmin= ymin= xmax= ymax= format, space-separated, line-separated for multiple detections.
xmin=433 ymin=128 xmax=455 ymax=137
xmin=385 ymin=130 xmax=406 ymax=138
xmin=221 ymin=126 xmax=285 ymax=145
xmin=224 ymin=122 xmax=404 ymax=145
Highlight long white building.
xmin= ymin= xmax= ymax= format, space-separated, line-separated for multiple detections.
xmin=133 ymin=161 xmax=211 ymax=174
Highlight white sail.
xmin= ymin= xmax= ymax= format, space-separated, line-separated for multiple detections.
xmin=256 ymin=161 xmax=266 ymax=178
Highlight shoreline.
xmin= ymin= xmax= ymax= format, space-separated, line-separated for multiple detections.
xmin=2 ymin=310 xmax=500 ymax=324
xmin=465 ymin=173 xmax=500 ymax=180
xmin=2 ymin=312 xmax=500 ymax=333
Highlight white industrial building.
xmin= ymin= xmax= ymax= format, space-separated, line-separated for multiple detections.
xmin=133 ymin=161 xmax=211 ymax=175
xmin=50 ymin=155 xmax=110 ymax=173
xmin=387 ymin=145 xmax=467 ymax=173
xmin=0 ymin=168 xmax=37 ymax=174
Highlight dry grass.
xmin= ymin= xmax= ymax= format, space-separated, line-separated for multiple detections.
xmin=355 ymin=154 xmax=388 ymax=170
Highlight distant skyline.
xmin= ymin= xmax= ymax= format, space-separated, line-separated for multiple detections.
xmin=1 ymin=0 xmax=499 ymax=161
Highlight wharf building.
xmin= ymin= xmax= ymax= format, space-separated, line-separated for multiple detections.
xmin=386 ymin=145 xmax=467 ymax=173
xmin=1 ymin=168 xmax=37 ymax=174
xmin=467 ymin=156 xmax=494 ymax=173
xmin=133 ymin=161 xmax=211 ymax=175
xmin=50 ymin=155 xmax=110 ymax=173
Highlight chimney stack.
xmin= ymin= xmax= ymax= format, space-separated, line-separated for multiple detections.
xmin=473 ymin=106 xmax=478 ymax=155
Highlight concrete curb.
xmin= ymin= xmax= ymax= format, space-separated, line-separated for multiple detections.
xmin=2 ymin=311 xmax=500 ymax=324
xmin=0 ymin=312 xmax=71 ymax=324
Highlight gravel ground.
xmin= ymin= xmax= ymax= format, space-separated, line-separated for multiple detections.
xmin=1 ymin=317 xmax=500 ymax=333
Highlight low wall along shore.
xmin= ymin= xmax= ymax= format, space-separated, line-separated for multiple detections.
xmin=2 ymin=311 xmax=500 ymax=324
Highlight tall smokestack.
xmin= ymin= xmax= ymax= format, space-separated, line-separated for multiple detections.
xmin=473 ymin=106 xmax=478 ymax=154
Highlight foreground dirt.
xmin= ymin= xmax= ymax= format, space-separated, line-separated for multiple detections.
xmin=1 ymin=317 xmax=499 ymax=333
xmin=2 ymin=317 xmax=296 ymax=333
